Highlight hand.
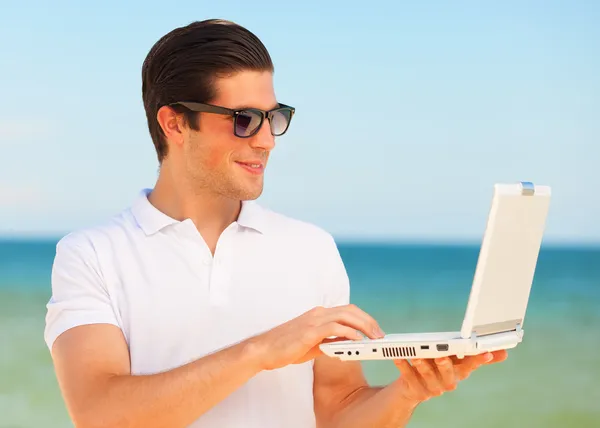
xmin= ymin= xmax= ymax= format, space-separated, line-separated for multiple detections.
xmin=392 ymin=350 xmax=508 ymax=404
xmin=250 ymin=304 xmax=385 ymax=371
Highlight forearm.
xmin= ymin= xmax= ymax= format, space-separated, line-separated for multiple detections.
xmin=78 ymin=340 xmax=262 ymax=428
xmin=330 ymin=382 xmax=419 ymax=428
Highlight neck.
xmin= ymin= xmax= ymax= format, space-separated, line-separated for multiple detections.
xmin=148 ymin=163 xmax=241 ymax=252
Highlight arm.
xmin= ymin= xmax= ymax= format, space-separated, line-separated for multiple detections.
xmin=46 ymin=235 xmax=386 ymax=428
xmin=47 ymin=236 xmax=267 ymax=428
xmin=52 ymin=307 xmax=387 ymax=428
xmin=313 ymin=356 xmax=418 ymax=428
xmin=311 ymin=236 xmax=416 ymax=427
xmin=314 ymin=351 xmax=509 ymax=428
xmin=51 ymin=323 xmax=263 ymax=428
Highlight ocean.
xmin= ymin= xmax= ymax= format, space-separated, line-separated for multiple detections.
xmin=1 ymin=239 xmax=598 ymax=427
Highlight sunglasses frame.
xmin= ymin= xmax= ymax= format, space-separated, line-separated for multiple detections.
xmin=169 ymin=101 xmax=295 ymax=138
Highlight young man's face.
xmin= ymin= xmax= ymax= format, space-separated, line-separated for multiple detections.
xmin=181 ymin=70 xmax=280 ymax=201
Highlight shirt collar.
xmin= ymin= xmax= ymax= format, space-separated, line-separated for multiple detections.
xmin=236 ymin=199 xmax=268 ymax=234
xmin=130 ymin=188 xmax=267 ymax=236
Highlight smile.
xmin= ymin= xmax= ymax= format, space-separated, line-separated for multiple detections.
xmin=235 ymin=161 xmax=265 ymax=175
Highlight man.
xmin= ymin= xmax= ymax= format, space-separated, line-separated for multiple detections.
xmin=44 ymin=19 xmax=507 ymax=428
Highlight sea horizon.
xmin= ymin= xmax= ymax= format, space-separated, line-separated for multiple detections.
xmin=1 ymin=233 xmax=599 ymax=247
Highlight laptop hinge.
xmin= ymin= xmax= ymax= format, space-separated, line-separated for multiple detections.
xmin=470 ymin=324 xmax=522 ymax=339
xmin=515 ymin=323 xmax=523 ymax=339
xmin=472 ymin=319 xmax=522 ymax=337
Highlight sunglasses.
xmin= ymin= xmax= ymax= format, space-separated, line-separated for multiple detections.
xmin=169 ymin=101 xmax=295 ymax=138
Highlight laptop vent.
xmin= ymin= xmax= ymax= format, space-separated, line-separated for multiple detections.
xmin=382 ymin=346 xmax=416 ymax=358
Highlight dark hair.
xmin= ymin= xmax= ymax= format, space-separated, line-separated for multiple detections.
xmin=141 ymin=19 xmax=274 ymax=163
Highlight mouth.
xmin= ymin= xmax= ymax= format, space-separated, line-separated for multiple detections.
xmin=235 ymin=160 xmax=265 ymax=175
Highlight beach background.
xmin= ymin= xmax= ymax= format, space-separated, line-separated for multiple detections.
xmin=1 ymin=239 xmax=599 ymax=427
xmin=2 ymin=1 xmax=599 ymax=427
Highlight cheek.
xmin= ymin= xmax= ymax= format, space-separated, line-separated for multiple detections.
xmin=205 ymin=146 xmax=230 ymax=168
xmin=190 ymin=137 xmax=236 ymax=170
xmin=186 ymin=117 xmax=240 ymax=172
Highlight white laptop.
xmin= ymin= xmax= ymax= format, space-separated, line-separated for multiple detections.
xmin=320 ymin=181 xmax=551 ymax=361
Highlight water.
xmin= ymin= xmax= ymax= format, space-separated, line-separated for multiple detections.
xmin=1 ymin=239 xmax=599 ymax=427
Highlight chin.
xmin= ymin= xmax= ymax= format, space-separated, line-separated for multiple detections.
xmin=229 ymin=183 xmax=263 ymax=201
xmin=240 ymin=187 xmax=263 ymax=201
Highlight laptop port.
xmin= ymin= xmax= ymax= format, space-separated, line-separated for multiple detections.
xmin=436 ymin=344 xmax=449 ymax=351
xmin=420 ymin=345 xmax=429 ymax=350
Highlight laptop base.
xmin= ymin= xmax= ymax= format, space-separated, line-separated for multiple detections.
xmin=319 ymin=326 xmax=523 ymax=361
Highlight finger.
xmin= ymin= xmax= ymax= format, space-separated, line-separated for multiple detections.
xmin=480 ymin=352 xmax=494 ymax=364
xmin=323 ymin=305 xmax=384 ymax=339
xmin=297 ymin=325 xmax=364 ymax=363
xmin=449 ymin=355 xmax=464 ymax=365
xmin=393 ymin=359 xmax=430 ymax=402
xmin=433 ymin=357 xmax=457 ymax=390
xmin=320 ymin=337 xmax=353 ymax=345
xmin=336 ymin=304 xmax=385 ymax=338
xmin=394 ymin=359 xmax=417 ymax=379
xmin=485 ymin=350 xmax=508 ymax=364
xmin=454 ymin=353 xmax=490 ymax=380
xmin=309 ymin=322 xmax=363 ymax=344
xmin=411 ymin=359 xmax=444 ymax=396
xmin=449 ymin=352 xmax=490 ymax=366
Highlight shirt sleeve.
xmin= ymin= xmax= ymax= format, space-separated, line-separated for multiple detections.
xmin=322 ymin=234 xmax=351 ymax=308
xmin=44 ymin=233 xmax=120 ymax=352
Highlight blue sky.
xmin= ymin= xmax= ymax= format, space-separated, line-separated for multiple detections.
xmin=1 ymin=1 xmax=598 ymax=244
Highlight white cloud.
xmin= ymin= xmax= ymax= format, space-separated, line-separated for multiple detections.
xmin=0 ymin=183 xmax=45 ymax=208
xmin=0 ymin=119 xmax=57 ymax=144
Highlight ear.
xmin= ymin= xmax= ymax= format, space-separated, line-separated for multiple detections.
xmin=156 ymin=105 xmax=187 ymax=149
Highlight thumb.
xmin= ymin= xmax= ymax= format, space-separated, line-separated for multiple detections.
xmin=320 ymin=337 xmax=350 ymax=345
xmin=294 ymin=346 xmax=324 ymax=364
xmin=295 ymin=338 xmax=356 ymax=364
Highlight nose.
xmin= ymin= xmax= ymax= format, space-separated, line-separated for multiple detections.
xmin=248 ymin=118 xmax=276 ymax=151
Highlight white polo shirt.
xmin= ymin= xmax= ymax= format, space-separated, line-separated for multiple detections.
xmin=44 ymin=188 xmax=350 ymax=428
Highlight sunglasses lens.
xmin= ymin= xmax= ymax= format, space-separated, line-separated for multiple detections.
xmin=271 ymin=109 xmax=292 ymax=136
xmin=235 ymin=110 xmax=263 ymax=137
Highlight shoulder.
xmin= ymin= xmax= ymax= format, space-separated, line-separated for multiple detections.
xmin=45 ymin=214 xmax=131 ymax=352
xmin=53 ymin=208 xmax=137 ymax=264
